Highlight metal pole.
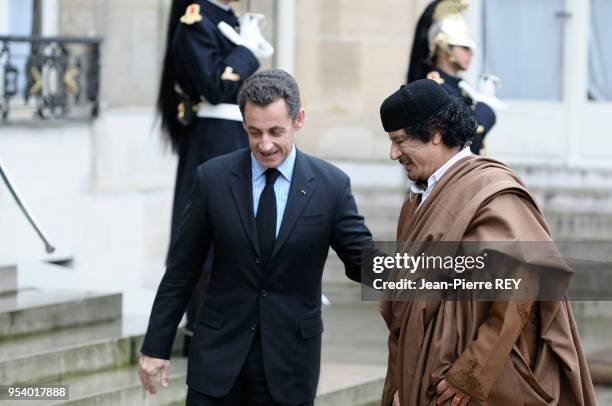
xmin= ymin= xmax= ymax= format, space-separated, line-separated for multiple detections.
xmin=0 ymin=160 xmax=56 ymax=253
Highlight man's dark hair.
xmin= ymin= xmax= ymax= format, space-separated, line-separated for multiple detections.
xmin=404 ymin=97 xmax=477 ymax=147
xmin=238 ymin=69 xmax=301 ymax=121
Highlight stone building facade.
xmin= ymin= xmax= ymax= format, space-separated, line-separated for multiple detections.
xmin=1 ymin=0 xmax=611 ymax=303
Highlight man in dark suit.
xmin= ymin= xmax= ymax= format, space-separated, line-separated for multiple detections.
xmin=138 ymin=69 xmax=373 ymax=405
xmin=157 ymin=0 xmax=273 ymax=354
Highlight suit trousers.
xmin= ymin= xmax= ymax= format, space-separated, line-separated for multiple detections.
xmin=185 ymin=331 xmax=314 ymax=406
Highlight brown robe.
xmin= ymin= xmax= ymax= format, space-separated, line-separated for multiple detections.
xmin=380 ymin=156 xmax=597 ymax=405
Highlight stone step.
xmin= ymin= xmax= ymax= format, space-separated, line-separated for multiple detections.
xmin=589 ymin=353 xmax=612 ymax=386
xmin=354 ymin=192 xmax=612 ymax=241
xmin=322 ymin=281 xmax=362 ymax=305
xmin=330 ymin=160 xmax=405 ymax=191
xmin=348 ymin=168 xmax=612 ymax=241
xmin=335 ymin=157 xmax=612 ymax=197
xmin=574 ymin=309 xmax=612 ymax=335
xmin=1 ymin=322 xmax=133 ymax=386
xmin=13 ymin=302 xmax=387 ymax=405
xmin=355 ymin=202 xmax=612 ymax=241
xmin=0 ymin=289 xmax=121 ymax=339
xmin=0 ymin=318 xmax=122 ymax=363
xmin=513 ymin=164 xmax=612 ymax=193
xmin=596 ymin=385 xmax=612 ymax=405
xmin=0 ymin=262 xmax=17 ymax=295
xmin=0 ymin=296 xmax=386 ymax=406
xmin=340 ymin=159 xmax=612 ymax=211
xmin=12 ymin=357 xmax=190 ymax=406
xmin=535 ymin=191 xmax=612 ymax=213
xmin=356 ymin=206 xmax=401 ymax=223
xmin=316 ymin=365 xmax=385 ymax=406
xmin=0 ymin=315 xmax=150 ymax=363
xmin=352 ymin=187 xmax=405 ymax=207
xmin=322 ymin=252 xmax=354 ymax=285
xmin=352 ymin=189 xmax=403 ymax=240
xmin=546 ymin=211 xmax=612 ymax=240
xmin=355 ymin=186 xmax=612 ymax=218
xmin=0 ymin=315 xmax=184 ymax=385
xmin=12 ymin=358 xmax=385 ymax=406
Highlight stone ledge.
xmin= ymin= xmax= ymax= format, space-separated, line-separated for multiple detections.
xmin=0 ymin=262 xmax=17 ymax=295
xmin=588 ymin=349 xmax=612 ymax=386
xmin=0 ymin=290 xmax=122 ymax=338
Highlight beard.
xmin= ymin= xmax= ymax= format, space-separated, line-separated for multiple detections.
xmin=400 ymin=157 xmax=427 ymax=184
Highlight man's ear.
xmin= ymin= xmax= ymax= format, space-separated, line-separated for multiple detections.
xmin=431 ymin=132 xmax=443 ymax=145
xmin=293 ymin=108 xmax=305 ymax=130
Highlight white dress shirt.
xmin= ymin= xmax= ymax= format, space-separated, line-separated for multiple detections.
xmin=251 ymin=146 xmax=297 ymax=237
xmin=410 ymin=146 xmax=472 ymax=208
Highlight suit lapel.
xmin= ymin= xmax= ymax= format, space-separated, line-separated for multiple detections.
xmin=228 ymin=150 xmax=261 ymax=257
xmin=271 ymin=150 xmax=315 ymax=259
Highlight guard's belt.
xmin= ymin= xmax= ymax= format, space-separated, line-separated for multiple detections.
xmin=196 ymin=102 xmax=243 ymax=122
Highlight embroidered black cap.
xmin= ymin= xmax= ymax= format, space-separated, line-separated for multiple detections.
xmin=380 ymin=79 xmax=451 ymax=132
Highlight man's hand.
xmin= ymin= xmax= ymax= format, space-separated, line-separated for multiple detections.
xmin=138 ymin=354 xmax=170 ymax=394
xmin=436 ymin=379 xmax=470 ymax=406
xmin=393 ymin=390 xmax=400 ymax=406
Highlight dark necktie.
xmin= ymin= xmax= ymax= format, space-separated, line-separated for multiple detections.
xmin=256 ymin=169 xmax=281 ymax=264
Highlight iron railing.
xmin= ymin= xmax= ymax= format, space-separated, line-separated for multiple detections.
xmin=0 ymin=35 xmax=102 ymax=122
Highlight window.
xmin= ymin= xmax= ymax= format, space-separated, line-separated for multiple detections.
xmin=482 ymin=0 xmax=565 ymax=101
xmin=6 ymin=0 xmax=36 ymax=35
xmin=589 ymin=0 xmax=612 ymax=101
xmin=1 ymin=0 xmax=97 ymax=120
xmin=4 ymin=1 xmax=35 ymax=94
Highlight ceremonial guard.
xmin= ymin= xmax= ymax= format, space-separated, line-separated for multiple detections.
xmin=157 ymin=0 xmax=273 ymax=354
xmin=407 ymin=0 xmax=502 ymax=155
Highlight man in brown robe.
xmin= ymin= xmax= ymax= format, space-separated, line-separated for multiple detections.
xmin=378 ymin=79 xmax=596 ymax=405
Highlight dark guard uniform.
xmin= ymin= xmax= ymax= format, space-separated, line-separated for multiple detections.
xmin=157 ymin=0 xmax=260 ymax=354
xmin=426 ymin=68 xmax=496 ymax=154
xmin=169 ymin=1 xmax=259 ymax=242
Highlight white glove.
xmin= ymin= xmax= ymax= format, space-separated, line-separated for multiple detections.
xmin=459 ymin=79 xmax=507 ymax=111
xmin=218 ymin=14 xmax=274 ymax=59
xmin=477 ymin=74 xmax=500 ymax=98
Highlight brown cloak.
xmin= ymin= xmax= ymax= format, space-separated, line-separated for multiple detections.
xmin=380 ymin=156 xmax=596 ymax=405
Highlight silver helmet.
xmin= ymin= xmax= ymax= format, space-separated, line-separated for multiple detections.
xmin=427 ymin=0 xmax=476 ymax=59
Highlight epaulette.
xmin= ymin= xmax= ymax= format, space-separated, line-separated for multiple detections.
xmin=180 ymin=4 xmax=203 ymax=25
xmin=426 ymin=71 xmax=445 ymax=85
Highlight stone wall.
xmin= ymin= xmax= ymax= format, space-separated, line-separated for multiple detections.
xmin=58 ymin=0 xmax=170 ymax=109
xmin=294 ymin=0 xmax=429 ymax=161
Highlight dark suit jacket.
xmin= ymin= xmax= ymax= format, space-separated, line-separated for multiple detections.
xmin=141 ymin=148 xmax=372 ymax=404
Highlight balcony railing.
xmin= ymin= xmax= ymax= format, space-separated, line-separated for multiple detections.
xmin=0 ymin=35 xmax=102 ymax=122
